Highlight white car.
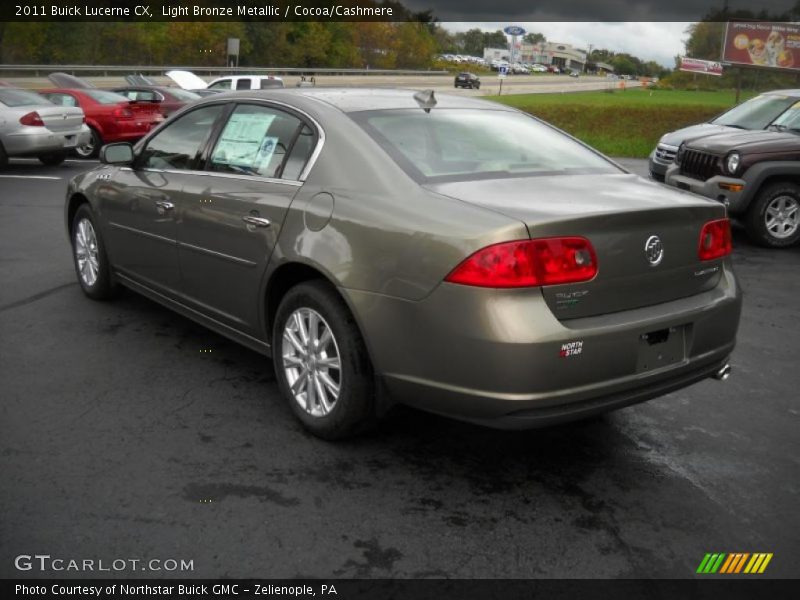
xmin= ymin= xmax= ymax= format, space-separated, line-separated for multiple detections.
xmin=206 ymin=75 xmax=284 ymax=91
xmin=165 ymin=70 xmax=283 ymax=93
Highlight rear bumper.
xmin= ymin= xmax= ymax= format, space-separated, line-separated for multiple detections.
xmin=345 ymin=262 xmax=741 ymax=427
xmin=2 ymin=124 xmax=90 ymax=156
xmin=665 ymin=165 xmax=748 ymax=214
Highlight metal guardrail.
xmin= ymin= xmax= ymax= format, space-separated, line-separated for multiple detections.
xmin=0 ymin=64 xmax=449 ymax=77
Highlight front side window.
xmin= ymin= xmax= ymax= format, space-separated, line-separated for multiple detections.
xmin=139 ymin=104 xmax=223 ymax=170
xmin=208 ymin=104 xmax=307 ymax=179
xmin=354 ymin=109 xmax=619 ymax=182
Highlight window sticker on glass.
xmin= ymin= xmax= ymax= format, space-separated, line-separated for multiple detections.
xmin=211 ymin=112 xmax=276 ymax=172
xmin=255 ymin=136 xmax=279 ymax=169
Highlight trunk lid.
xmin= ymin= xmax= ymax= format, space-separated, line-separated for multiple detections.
xmin=165 ymin=70 xmax=208 ymax=90
xmin=427 ymin=173 xmax=727 ymax=319
xmin=35 ymin=105 xmax=85 ymax=132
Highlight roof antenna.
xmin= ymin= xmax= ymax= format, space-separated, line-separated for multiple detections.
xmin=413 ymin=89 xmax=437 ymax=113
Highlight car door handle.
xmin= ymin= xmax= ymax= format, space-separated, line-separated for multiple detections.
xmin=242 ymin=216 xmax=271 ymax=228
xmin=155 ymin=200 xmax=174 ymax=215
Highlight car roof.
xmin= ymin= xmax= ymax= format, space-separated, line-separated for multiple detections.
xmin=764 ymin=89 xmax=800 ymax=96
xmin=201 ymin=88 xmax=512 ymax=114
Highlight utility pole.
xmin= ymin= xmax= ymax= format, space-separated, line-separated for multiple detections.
xmin=586 ymin=44 xmax=593 ymax=73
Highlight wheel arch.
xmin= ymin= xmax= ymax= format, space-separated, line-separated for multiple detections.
xmin=66 ymin=192 xmax=91 ymax=235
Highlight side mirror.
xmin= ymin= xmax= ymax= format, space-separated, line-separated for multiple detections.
xmin=100 ymin=142 xmax=134 ymax=165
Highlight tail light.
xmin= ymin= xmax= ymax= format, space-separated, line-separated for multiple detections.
xmin=445 ymin=237 xmax=598 ymax=288
xmin=698 ymin=218 xmax=732 ymax=261
xmin=19 ymin=111 xmax=44 ymax=126
xmin=112 ymin=106 xmax=134 ymax=119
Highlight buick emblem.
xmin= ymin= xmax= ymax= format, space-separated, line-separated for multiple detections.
xmin=645 ymin=235 xmax=664 ymax=266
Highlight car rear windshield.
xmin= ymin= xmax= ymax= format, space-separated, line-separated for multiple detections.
xmin=0 ymin=89 xmax=52 ymax=107
xmin=166 ymin=88 xmax=201 ymax=101
xmin=712 ymin=94 xmax=796 ymax=129
xmin=353 ymin=109 xmax=619 ymax=182
xmin=82 ymin=90 xmax=130 ymax=104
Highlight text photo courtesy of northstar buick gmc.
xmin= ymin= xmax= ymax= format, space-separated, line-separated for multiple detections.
xmin=65 ymin=89 xmax=742 ymax=439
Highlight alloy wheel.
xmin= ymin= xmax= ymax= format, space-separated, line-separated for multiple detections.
xmin=281 ymin=307 xmax=342 ymax=417
xmin=74 ymin=218 xmax=100 ymax=286
xmin=765 ymin=195 xmax=799 ymax=239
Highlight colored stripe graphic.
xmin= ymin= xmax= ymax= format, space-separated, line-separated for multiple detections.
xmin=699 ymin=553 xmax=772 ymax=574
xmin=719 ymin=554 xmax=736 ymax=574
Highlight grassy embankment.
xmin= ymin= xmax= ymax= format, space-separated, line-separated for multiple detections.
xmin=489 ymin=89 xmax=756 ymax=158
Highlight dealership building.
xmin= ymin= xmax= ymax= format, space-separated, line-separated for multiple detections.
xmin=484 ymin=41 xmax=607 ymax=73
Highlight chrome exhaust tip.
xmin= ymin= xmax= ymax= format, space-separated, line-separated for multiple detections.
xmin=713 ymin=364 xmax=732 ymax=381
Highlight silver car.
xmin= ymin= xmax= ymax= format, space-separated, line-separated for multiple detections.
xmin=0 ymin=88 xmax=90 ymax=167
xmin=65 ymin=89 xmax=742 ymax=439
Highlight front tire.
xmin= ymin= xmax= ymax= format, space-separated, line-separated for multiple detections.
xmin=272 ymin=281 xmax=375 ymax=440
xmin=0 ymin=142 xmax=8 ymax=168
xmin=745 ymin=182 xmax=800 ymax=248
xmin=71 ymin=204 xmax=118 ymax=300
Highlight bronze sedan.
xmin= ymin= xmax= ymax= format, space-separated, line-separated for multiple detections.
xmin=65 ymin=89 xmax=742 ymax=439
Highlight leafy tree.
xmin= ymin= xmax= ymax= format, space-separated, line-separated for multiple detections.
xmin=523 ymin=32 xmax=546 ymax=44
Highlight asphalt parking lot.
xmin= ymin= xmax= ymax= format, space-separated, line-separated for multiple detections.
xmin=1 ymin=157 xmax=798 ymax=579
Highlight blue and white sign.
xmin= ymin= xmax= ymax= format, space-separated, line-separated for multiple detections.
xmin=498 ymin=65 xmax=508 ymax=78
xmin=503 ymin=26 xmax=527 ymax=37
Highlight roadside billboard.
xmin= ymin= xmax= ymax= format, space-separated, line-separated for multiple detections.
xmin=679 ymin=57 xmax=723 ymax=76
xmin=723 ymin=21 xmax=800 ymax=71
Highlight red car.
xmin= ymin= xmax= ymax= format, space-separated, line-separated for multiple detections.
xmin=39 ymin=88 xmax=163 ymax=158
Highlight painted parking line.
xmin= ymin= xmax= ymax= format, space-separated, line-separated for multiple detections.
xmin=0 ymin=175 xmax=62 ymax=180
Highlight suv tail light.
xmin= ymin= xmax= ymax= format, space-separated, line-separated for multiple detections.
xmin=19 ymin=111 xmax=44 ymax=126
xmin=698 ymin=218 xmax=732 ymax=261
xmin=445 ymin=237 xmax=598 ymax=288
xmin=112 ymin=106 xmax=134 ymax=119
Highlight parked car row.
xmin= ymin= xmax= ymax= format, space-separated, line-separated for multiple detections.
xmin=651 ymin=89 xmax=800 ymax=248
xmin=0 ymin=71 xmax=287 ymax=165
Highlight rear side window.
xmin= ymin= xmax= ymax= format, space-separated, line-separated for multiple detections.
xmin=208 ymin=104 xmax=306 ymax=179
xmin=139 ymin=104 xmax=223 ymax=170
xmin=235 ymin=79 xmax=251 ymax=90
xmin=120 ymin=89 xmax=160 ymax=102
xmin=82 ymin=90 xmax=130 ymax=104
xmin=41 ymin=93 xmax=77 ymax=107
xmin=281 ymin=125 xmax=315 ymax=180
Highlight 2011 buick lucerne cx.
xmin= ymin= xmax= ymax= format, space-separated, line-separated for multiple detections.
xmin=65 ymin=89 xmax=742 ymax=439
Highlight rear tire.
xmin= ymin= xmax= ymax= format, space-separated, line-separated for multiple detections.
xmin=75 ymin=128 xmax=101 ymax=159
xmin=272 ymin=281 xmax=376 ymax=440
xmin=38 ymin=151 xmax=66 ymax=166
xmin=745 ymin=182 xmax=800 ymax=248
xmin=70 ymin=204 xmax=118 ymax=300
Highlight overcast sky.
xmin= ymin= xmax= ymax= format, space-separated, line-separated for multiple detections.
xmin=440 ymin=22 xmax=693 ymax=67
